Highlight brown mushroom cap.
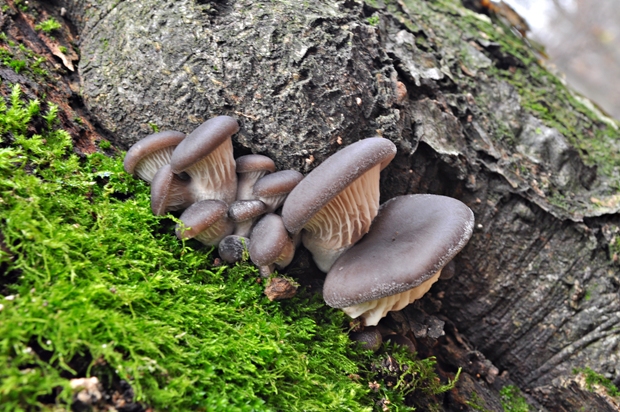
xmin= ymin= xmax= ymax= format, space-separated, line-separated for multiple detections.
xmin=228 ymin=200 xmax=268 ymax=222
xmin=236 ymin=154 xmax=277 ymax=201
xmin=169 ymin=116 xmax=239 ymax=203
xmin=236 ymin=154 xmax=277 ymax=174
xmin=350 ymin=326 xmax=383 ymax=352
xmin=253 ymin=170 xmax=304 ymax=213
xmin=170 ymin=116 xmax=239 ymax=174
xmin=228 ymin=200 xmax=268 ymax=237
xmin=323 ymin=194 xmax=474 ymax=325
xmin=280 ymin=137 xmax=396 ymax=272
xmin=282 ymin=138 xmax=396 ymax=234
xmin=249 ymin=213 xmax=295 ymax=269
xmin=150 ymin=164 xmax=194 ymax=215
xmin=175 ymin=199 xmax=234 ymax=246
xmin=123 ymin=130 xmax=185 ymax=182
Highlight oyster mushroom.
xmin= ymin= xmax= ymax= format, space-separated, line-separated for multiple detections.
xmin=175 ymin=199 xmax=234 ymax=246
xmin=322 ymin=194 xmax=474 ymax=326
xmin=228 ymin=199 xmax=268 ymax=237
xmin=170 ymin=116 xmax=239 ymax=204
xmin=253 ymin=170 xmax=304 ymax=213
xmin=123 ymin=130 xmax=185 ymax=183
xmin=249 ymin=213 xmax=296 ymax=276
xmin=281 ymin=137 xmax=396 ymax=272
xmin=235 ymin=154 xmax=276 ymax=201
xmin=150 ymin=164 xmax=194 ymax=215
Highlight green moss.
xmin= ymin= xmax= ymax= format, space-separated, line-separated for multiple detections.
xmin=574 ymin=367 xmax=620 ymax=398
xmin=0 ymin=38 xmax=49 ymax=79
xmin=13 ymin=0 xmax=27 ymax=12
xmin=98 ymin=139 xmax=111 ymax=150
xmin=366 ymin=15 xmax=380 ymax=26
xmin=467 ymin=391 xmax=491 ymax=412
xmin=0 ymin=85 xmax=455 ymax=411
xmin=369 ymin=346 xmax=460 ymax=411
xmin=35 ymin=18 xmax=62 ymax=34
xmin=499 ymin=65 xmax=620 ymax=184
xmin=500 ymin=385 xmax=532 ymax=412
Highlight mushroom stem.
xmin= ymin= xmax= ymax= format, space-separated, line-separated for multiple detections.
xmin=234 ymin=219 xmax=255 ymax=238
xmin=238 ymin=170 xmax=268 ymax=200
xmin=342 ymin=270 xmax=441 ymax=326
xmin=258 ymin=264 xmax=275 ymax=278
xmin=302 ymin=164 xmax=380 ymax=272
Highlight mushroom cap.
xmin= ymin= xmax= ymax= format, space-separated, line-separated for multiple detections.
xmin=236 ymin=154 xmax=276 ymax=174
xmin=249 ymin=213 xmax=295 ymax=267
xmin=123 ymin=130 xmax=185 ymax=178
xmin=253 ymin=170 xmax=304 ymax=198
xmin=228 ymin=200 xmax=267 ymax=222
xmin=218 ymin=235 xmax=250 ymax=263
xmin=323 ymin=194 xmax=474 ymax=309
xmin=170 ymin=116 xmax=239 ymax=174
xmin=150 ymin=164 xmax=194 ymax=215
xmin=253 ymin=170 xmax=304 ymax=213
xmin=175 ymin=199 xmax=230 ymax=240
xmin=349 ymin=326 xmax=383 ymax=352
xmin=281 ymin=137 xmax=396 ymax=234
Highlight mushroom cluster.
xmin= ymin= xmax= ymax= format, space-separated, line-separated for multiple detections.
xmin=123 ymin=116 xmax=304 ymax=275
xmin=125 ymin=118 xmax=474 ymax=326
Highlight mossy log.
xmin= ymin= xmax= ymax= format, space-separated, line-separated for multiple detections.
xmin=5 ymin=0 xmax=620 ymax=409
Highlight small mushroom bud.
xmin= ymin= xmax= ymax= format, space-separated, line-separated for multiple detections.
xmin=350 ymin=326 xmax=383 ymax=352
xmin=249 ymin=214 xmax=296 ymax=275
xmin=385 ymin=334 xmax=416 ymax=353
xmin=228 ymin=200 xmax=268 ymax=237
xmin=218 ymin=235 xmax=250 ymax=263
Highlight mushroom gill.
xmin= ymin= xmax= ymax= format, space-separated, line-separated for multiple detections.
xmin=301 ymin=164 xmax=380 ymax=265
xmin=341 ymin=270 xmax=441 ymax=326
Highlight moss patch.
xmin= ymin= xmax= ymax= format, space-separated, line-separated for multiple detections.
xmin=500 ymin=385 xmax=532 ymax=412
xmin=575 ymin=367 xmax=620 ymax=398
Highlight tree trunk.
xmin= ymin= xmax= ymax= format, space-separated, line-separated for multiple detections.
xmin=9 ymin=0 xmax=620 ymax=409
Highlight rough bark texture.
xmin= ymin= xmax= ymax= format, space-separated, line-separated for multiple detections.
xmin=11 ymin=0 xmax=620 ymax=409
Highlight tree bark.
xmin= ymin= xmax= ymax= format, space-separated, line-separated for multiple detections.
xmin=9 ymin=0 xmax=620 ymax=409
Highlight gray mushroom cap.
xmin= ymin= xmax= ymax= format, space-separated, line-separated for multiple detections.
xmin=123 ymin=130 xmax=185 ymax=182
xmin=228 ymin=200 xmax=268 ymax=237
xmin=218 ymin=235 xmax=250 ymax=263
xmin=249 ymin=213 xmax=295 ymax=268
xmin=281 ymin=137 xmax=396 ymax=234
xmin=323 ymin=194 xmax=474 ymax=309
xmin=236 ymin=154 xmax=277 ymax=174
xmin=169 ymin=116 xmax=239 ymax=204
xmin=150 ymin=164 xmax=194 ymax=215
xmin=175 ymin=199 xmax=234 ymax=245
xmin=170 ymin=116 xmax=239 ymax=174
xmin=253 ymin=170 xmax=304 ymax=213
xmin=350 ymin=326 xmax=383 ymax=352
xmin=228 ymin=200 xmax=268 ymax=222
xmin=235 ymin=154 xmax=277 ymax=201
